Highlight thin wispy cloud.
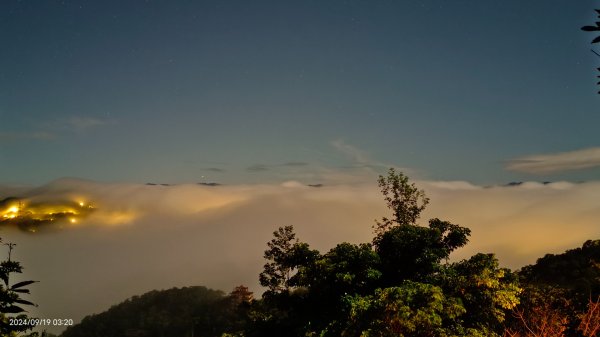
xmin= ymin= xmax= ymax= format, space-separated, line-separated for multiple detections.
xmin=6 ymin=116 xmax=113 ymax=141
xmin=65 ymin=116 xmax=111 ymax=132
xmin=331 ymin=139 xmax=373 ymax=166
xmin=0 ymin=131 xmax=56 ymax=141
xmin=507 ymin=147 xmax=600 ymax=174
xmin=330 ymin=139 xmax=412 ymax=176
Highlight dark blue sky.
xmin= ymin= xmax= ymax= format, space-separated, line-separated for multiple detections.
xmin=1 ymin=0 xmax=599 ymax=185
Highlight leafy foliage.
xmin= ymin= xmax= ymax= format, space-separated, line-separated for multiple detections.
xmin=581 ymin=9 xmax=600 ymax=94
xmin=373 ymin=168 xmax=429 ymax=236
xmin=375 ymin=218 xmax=470 ymax=285
xmin=259 ymin=226 xmax=316 ymax=295
xmin=0 ymin=239 xmax=38 ymax=337
xmin=342 ymin=281 xmax=466 ymax=337
xmin=444 ymin=253 xmax=521 ymax=331
xmin=246 ymin=170 xmax=521 ymax=337
xmin=581 ymin=10 xmax=600 ymax=38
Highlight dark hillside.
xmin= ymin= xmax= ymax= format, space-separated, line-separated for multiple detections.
xmin=60 ymin=286 xmax=245 ymax=337
xmin=520 ymin=240 xmax=600 ymax=301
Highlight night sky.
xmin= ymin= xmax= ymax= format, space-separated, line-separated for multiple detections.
xmin=2 ymin=1 xmax=599 ymax=185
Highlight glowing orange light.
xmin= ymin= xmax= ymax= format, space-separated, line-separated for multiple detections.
xmin=69 ymin=218 xmax=77 ymax=223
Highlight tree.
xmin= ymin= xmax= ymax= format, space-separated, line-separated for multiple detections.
xmin=259 ymin=226 xmax=298 ymax=295
xmin=502 ymin=286 xmax=571 ymax=337
xmin=341 ymin=281 xmax=467 ymax=337
xmin=284 ymin=242 xmax=382 ymax=335
xmin=445 ymin=253 xmax=521 ymax=333
xmin=373 ymin=168 xmax=429 ymax=236
xmin=0 ymin=238 xmax=38 ymax=337
xmin=375 ymin=218 xmax=471 ymax=285
xmin=249 ymin=170 xmax=521 ymax=337
xmin=373 ymin=170 xmax=471 ymax=284
xmin=251 ymin=227 xmax=320 ymax=336
xmin=292 ymin=242 xmax=381 ymax=297
xmin=229 ymin=285 xmax=254 ymax=305
xmin=578 ymin=296 xmax=600 ymax=337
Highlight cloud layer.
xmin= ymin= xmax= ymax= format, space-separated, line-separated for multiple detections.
xmin=1 ymin=178 xmax=599 ymax=333
xmin=507 ymin=147 xmax=600 ymax=174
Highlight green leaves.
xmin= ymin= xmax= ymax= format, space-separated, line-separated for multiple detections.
xmin=443 ymin=253 xmax=521 ymax=330
xmin=342 ymin=282 xmax=467 ymax=337
xmin=250 ymin=170 xmax=525 ymax=337
xmin=259 ymin=226 xmax=320 ymax=296
xmin=374 ymin=168 xmax=429 ymax=236
xmin=259 ymin=226 xmax=298 ymax=294
xmin=293 ymin=242 xmax=381 ymax=297
xmin=374 ymin=219 xmax=470 ymax=286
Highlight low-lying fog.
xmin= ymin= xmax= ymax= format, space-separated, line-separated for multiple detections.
xmin=1 ymin=177 xmax=599 ymax=333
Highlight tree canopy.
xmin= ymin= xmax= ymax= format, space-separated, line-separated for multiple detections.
xmin=245 ymin=169 xmax=521 ymax=337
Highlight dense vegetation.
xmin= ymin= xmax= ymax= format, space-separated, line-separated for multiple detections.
xmin=241 ymin=169 xmax=521 ymax=337
xmin=235 ymin=169 xmax=600 ymax=337
xmin=520 ymin=240 xmax=600 ymax=300
xmin=508 ymin=240 xmax=600 ymax=337
xmin=60 ymin=286 xmax=251 ymax=337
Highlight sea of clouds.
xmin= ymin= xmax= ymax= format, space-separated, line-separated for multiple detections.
xmin=1 ymin=177 xmax=599 ymax=333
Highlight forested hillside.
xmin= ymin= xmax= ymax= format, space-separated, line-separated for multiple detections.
xmin=60 ymin=286 xmax=250 ymax=337
xmin=520 ymin=239 xmax=600 ymax=300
